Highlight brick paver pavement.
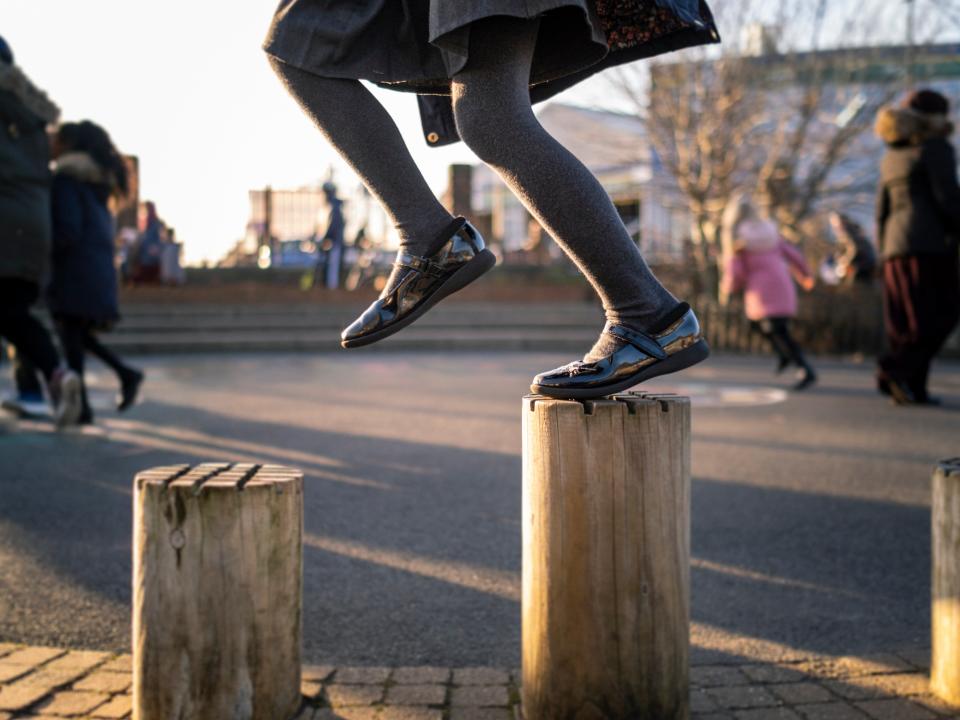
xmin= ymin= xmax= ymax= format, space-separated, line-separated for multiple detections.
xmin=0 ymin=643 xmax=956 ymax=719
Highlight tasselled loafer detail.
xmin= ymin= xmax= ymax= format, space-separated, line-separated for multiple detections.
xmin=341 ymin=219 xmax=496 ymax=348
xmin=531 ymin=306 xmax=710 ymax=399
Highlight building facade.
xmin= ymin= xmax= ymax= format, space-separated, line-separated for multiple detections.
xmin=466 ymin=103 xmax=693 ymax=264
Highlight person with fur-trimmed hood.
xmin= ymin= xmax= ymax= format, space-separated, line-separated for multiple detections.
xmin=875 ymin=89 xmax=960 ymax=405
xmin=48 ymin=121 xmax=144 ymax=424
xmin=0 ymin=35 xmax=83 ymax=427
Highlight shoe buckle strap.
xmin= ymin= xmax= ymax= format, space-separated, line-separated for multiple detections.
xmin=606 ymin=325 xmax=668 ymax=360
xmin=394 ymin=252 xmax=443 ymax=277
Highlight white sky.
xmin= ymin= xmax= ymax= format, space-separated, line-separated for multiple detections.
xmin=3 ymin=1 xmax=950 ymax=264
xmin=3 ymin=1 xmax=497 ymax=264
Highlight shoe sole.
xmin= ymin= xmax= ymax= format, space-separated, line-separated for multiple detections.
xmin=1 ymin=398 xmax=49 ymax=420
xmin=531 ymin=338 xmax=711 ymax=400
xmin=55 ymin=374 xmax=83 ymax=429
xmin=341 ymin=249 xmax=497 ymax=349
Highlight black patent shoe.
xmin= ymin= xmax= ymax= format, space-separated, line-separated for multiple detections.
xmin=531 ymin=306 xmax=710 ymax=400
xmin=341 ymin=218 xmax=495 ymax=348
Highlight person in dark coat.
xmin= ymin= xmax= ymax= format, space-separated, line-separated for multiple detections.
xmin=319 ymin=181 xmax=345 ymax=289
xmin=49 ymin=121 xmax=144 ymax=424
xmin=131 ymin=201 xmax=163 ymax=284
xmin=265 ymin=1 xmax=718 ymax=398
xmin=875 ymin=89 xmax=960 ymax=405
xmin=0 ymin=35 xmax=83 ymax=427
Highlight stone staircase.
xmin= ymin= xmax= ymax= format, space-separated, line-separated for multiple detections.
xmin=103 ymin=302 xmax=605 ymax=354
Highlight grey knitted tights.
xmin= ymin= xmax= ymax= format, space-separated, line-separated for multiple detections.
xmin=270 ymin=15 xmax=679 ymax=349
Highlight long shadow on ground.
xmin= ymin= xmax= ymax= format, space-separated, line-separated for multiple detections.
xmin=0 ymin=391 xmax=935 ymax=665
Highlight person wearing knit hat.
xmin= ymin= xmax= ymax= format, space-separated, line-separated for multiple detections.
xmin=874 ymin=89 xmax=960 ymax=405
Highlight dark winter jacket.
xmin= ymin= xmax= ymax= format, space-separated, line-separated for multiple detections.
xmin=47 ymin=153 xmax=120 ymax=325
xmin=0 ymin=62 xmax=59 ymax=283
xmin=875 ymin=107 xmax=960 ymax=260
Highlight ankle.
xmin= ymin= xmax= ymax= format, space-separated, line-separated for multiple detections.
xmin=397 ymin=213 xmax=460 ymax=257
xmin=610 ymin=301 xmax=690 ymax=336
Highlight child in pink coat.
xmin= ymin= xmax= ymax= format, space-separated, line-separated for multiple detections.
xmin=721 ymin=197 xmax=817 ymax=390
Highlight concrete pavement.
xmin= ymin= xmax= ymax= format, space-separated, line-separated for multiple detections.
xmin=0 ymin=352 xmax=958 ymax=673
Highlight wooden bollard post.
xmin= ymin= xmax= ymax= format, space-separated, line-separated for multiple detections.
xmin=522 ymin=393 xmax=691 ymax=720
xmin=932 ymin=458 xmax=960 ymax=705
xmin=133 ymin=463 xmax=303 ymax=720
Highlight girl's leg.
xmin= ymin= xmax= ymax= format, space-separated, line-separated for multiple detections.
xmin=82 ymin=330 xmax=143 ymax=411
xmin=754 ymin=319 xmax=792 ymax=372
xmin=0 ymin=280 xmax=61 ymax=381
xmin=0 ymin=280 xmax=83 ymax=425
xmin=770 ymin=318 xmax=816 ymax=389
xmin=450 ymin=17 xmax=680 ymax=359
xmin=12 ymin=351 xmax=44 ymax=401
xmin=269 ymin=59 xmax=456 ymax=255
xmin=83 ymin=330 xmax=133 ymax=378
xmin=55 ymin=317 xmax=93 ymax=421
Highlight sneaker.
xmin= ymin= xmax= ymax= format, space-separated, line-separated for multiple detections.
xmin=49 ymin=368 xmax=83 ymax=428
xmin=1 ymin=392 xmax=49 ymax=419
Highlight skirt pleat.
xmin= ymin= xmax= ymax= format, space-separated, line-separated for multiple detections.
xmin=263 ymin=0 xmax=719 ymax=96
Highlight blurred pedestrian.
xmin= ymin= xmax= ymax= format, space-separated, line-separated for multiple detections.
xmin=132 ymin=201 xmax=163 ymax=284
xmin=117 ymin=227 xmax=138 ymax=285
xmin=721 ymin=195 xmax=817 ymax=391
xmin=875 ymin=89 xmax=960 ymax=405
xmin=265 ymin=1 xmax=719 ymax=398
xmin=319 ymin=181 xmax=344 ymax=289
xmin=828 ymin=212 xmax=876 ymax=286
xmin=161 ymin=227 xmax=185 ymax=285
xmin=48 ymin=120 xmax=144 ymax=424
xmin=0 ymin=35 xmax=82 ymax=426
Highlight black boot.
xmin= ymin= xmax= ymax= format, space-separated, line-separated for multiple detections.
xmin=792 ymin=363 xmax=817 ymax=391
xmin=117 ymin=368 xmax=144 ymax=412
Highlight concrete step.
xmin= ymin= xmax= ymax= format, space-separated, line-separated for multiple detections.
xmin=103 ymin=303 xmax=606 ymax=351
xmin=111 ymin=315 xmax=601 ymax=333
xmin=103 ymin=327 xmax=598 ymax=354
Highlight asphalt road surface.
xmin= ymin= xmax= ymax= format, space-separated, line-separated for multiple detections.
xmin=1 ymin=351 xmax=957 ymax=667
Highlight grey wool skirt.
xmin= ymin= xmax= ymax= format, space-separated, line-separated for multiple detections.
xmin=264 ymin=0 xmax=719 ymax=97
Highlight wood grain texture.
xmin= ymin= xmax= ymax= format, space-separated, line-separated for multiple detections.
xmin=522 ymin=394 xmax=690 ymax=720
xmin=933 ymin=458 xmax=960 ymax=706
xmin=133 ymin=463 xmax=303 ymax=720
